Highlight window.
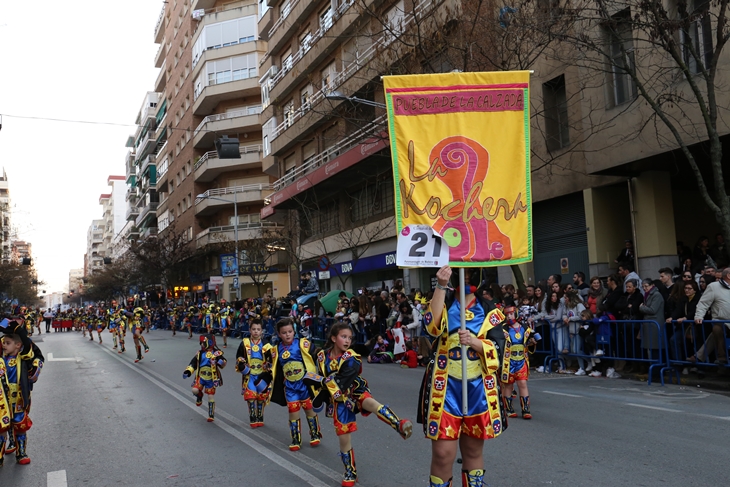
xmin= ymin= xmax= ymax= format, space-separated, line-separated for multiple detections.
xmin=681 ymin=0 xmax=713 ymax=74
xmin=542 ymin=75 xmax=570 ymax=151
xmin=283 ymin=99 xmax=295 ymax=128
xmin=303 ymin=140 xmax=317 ymax=165
xmin=350 ymin=180 xmax=394 ymax=221
xmin=259 ymin=0 xmax=270 ymax=19
xmin=605 ymin=9 xmax=637 ymax=107
xmin=306 ymin=202 xmax=339 ymax=237
xmin=299 ymin=30 xmax=312 ymax=54
xmin=230 ymin=213 xmax=261 ymax=226
xmin=195 ymin=54 xmax=258 ymax=99
xmin=300 ymin=84 xmax=313 ymax=111
xmin=321 ymin=61 xmax=337 ymax=91
xmin=384 ymin=0 xmax=405 ymax=42
xmin=320 ymin=6 xmax=333 ymax=31
xmin=282 ymin=47 xmax=293 ymax=72
xmin=262 ymin=118 xmax=276 ymax=154
xmin=342 ymin=38 xmax=358 ymax=70
xmin=192 ymin=16 xmax=257 ymax=66
xmin=284 ymin=154 xmax=296 ymax=175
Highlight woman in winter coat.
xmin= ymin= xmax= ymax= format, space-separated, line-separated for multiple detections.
xmin=585 ymin=277 xmax=607 ymax=315
xmin=638 ymin=278 xmax=664 ymax=360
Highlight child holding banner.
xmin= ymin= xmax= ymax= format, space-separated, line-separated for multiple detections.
xmin=418 ymin=266 xmax=507 ymax=487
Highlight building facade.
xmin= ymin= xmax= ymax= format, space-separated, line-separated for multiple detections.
xmin=0 ymin=169 xmax=11 ymax=264
xmin=258 ymin=0 xmax=730 ymax=291
xmin=68 ymin=268 xmax=84 ymax=295
xmin=85 ymin=219 xmax=105 ymax=276
xmin=140 ymin=0 xmax=290 ymax=301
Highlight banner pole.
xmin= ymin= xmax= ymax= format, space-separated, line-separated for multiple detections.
xmin=459 ymin=268 xmax=468 ymax=416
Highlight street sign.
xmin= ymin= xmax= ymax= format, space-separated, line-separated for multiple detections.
xmin=318 ymin=255 xmax=331 ymax=271
xmin=318 ymin=270 xmax=330 ymax=280
xmin=233 ymin=277 xmax=239 ymax=289
xmin=560 ymin=257 xmax=569 ymax=274
xmin=396 ymin=224 xmax=450 ymax=268
xmin=210 ymin=276 xmax=224 ymax=285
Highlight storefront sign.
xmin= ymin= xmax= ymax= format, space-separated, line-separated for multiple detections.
xmin=305 ymin=251 xmax=398 ymax=277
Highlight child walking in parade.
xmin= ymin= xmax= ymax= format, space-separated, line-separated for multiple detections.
xmin=235 ymin=319 xmax=271 ymax=428
xmin=183 ymin=334 xmax=227 ymax=422
xmin=219 ymin=302 xmax=230 ymax=348
xmin=309 ymin=322 xmax=413 ymax=487
xmin=131 ymin=307 xmax=150 ymax=363
xmin=419 ymin=266 xmax=507 ymax=487
xmin=0 ymin=317 xmax=44 ymax=466
xmin=267 ymin=318 xmax=322 ymax=451
xmin=500 ymin=306 xmax=539 ymax=420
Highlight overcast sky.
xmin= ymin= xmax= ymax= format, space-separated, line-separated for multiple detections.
xmin=0 ymin=1 xmax=163 ymax=292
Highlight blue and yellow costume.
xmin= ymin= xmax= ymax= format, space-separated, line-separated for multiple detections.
xmin=235 ymin=337 xmax=272 ymax=427
xmin=219 ymin=305 xmax=231 ymax=347
xmin=184 ymin=334 xmax=226 ymax=421
xmin=268 ymin=337 xmax=322 ymax=450
xmin=1 ymin=319 xmax=44 ymax=466
xmin=418 ymin=293 xmax=506 ymax=487
xmin=131 ymin=307 xmax=149 ymax=362
xmin=313 ymin=348 xmax=412 ymax=486
xmin=500 ymin=307 xmax=539 ymax=420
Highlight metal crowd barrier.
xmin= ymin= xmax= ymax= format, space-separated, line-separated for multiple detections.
xmin=542 ymin=319 xmax=667 ymax=386
xmin=661 ymin=319 xmax=730 ymax=384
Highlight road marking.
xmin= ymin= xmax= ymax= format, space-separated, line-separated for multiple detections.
xmin=46 ymin=353 xmax=83 ymax=362
xmin=47 ymin=470 xmax=68 ymax=487
xmin=542 ymin=391 xmax=583 ymax=398
xmin=97 ymin=345 xmax=333 ymax=487
xmin=694 ymin=413 xmax=730 ymax=421
xmin=625 ymin=403 xmax=682 ymax=412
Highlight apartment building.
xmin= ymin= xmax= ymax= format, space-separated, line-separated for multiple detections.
xmin=0 ymin=169 xmax=11 ymax=264
xmin=85 ymin=219 xmax=105 ymax=276
xmin=258 ymin=0 xmax=730 ymax=290
xmin=10 ymin=240 xmax=31 ymax=264
xmin=148 ymin=0 xmax=289 ymax=300
xmin=258 ymin=0 xmax=429 ymax=292
xmin=68 ymin=268 xmax=84 ymax=295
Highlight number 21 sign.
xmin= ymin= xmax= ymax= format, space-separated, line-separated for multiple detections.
xmin=396 ymin=224 xmax=450 ymax=268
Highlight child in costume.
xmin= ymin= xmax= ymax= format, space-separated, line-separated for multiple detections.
xmin=219 ymin=303 xmax=230 ymax=348
xmin=500 ymin=306 xmax=539 ymax=420
xmin=183 ymin=334 xmax=227 ymax=422
xmin=309 ymin=322 xmax=412 ymax=487
xmin=267 ymin=318 xmax=322 ymax=451
xmin=367 ymin=335 xmax=393 ymax=364
xmin=131 ymin=307 xmax=150 ymax=362
xmin=0 ymin=318 xmax=44 ymax=466
xmin=235 ymin=319 xmax=272 ymax=428
xmin=419 ymin=266 xmax=507 ymax=487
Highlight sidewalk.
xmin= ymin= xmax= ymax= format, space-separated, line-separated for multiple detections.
xmin=625 ymin=366 xmax=730 ymax=393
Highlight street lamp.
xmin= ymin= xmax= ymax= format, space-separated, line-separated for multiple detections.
xmin=197 ymin=192 xmax=240 ymax=301
xmin=325 ymin=91 xmax=387 ymax=109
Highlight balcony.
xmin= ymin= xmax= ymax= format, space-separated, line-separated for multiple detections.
xmin=194 ymin=144 xmax=263 ymax=182
xmin=154 ymin=43 xmax=166 ymax=69
xmin=195 ymin=221 xmax=282 ymax=249
xmin=155 ymin=60 xmax=167 ymax=93
xmin=193 ymin=106 xmax=262 ymax=148
xmin=268 ymin=0 xmax=356 ymax=97
xmin=193 ymin=76 xmax=260 ymax=116
xmin=194 ymin=184 xmax=273 ymax=216
xmin=136 ymin=128 xmax=158 ymax=160
xmin=154 ymin=4 xmax=166 ymax=44
xmin=126 ymin=206 xmax=140 ymax=222
xmin=273 ymin=114 xmax=386 ymax=191
xmin=139 ymin=154 xmax=156 ymax=177
xmin=136 ymin=202 xmax=159 ymax=228
xmin=259 ymin=7 xmax=274 ymax=39
xmin=192 ymin=0 xmax=217 ymax=10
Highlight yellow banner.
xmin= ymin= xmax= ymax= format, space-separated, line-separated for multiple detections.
xmin=384 ymin=71 xmax=532 ymax=266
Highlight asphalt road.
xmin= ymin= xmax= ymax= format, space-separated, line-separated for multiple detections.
xmin=2 ymin=330 xmax=729 ymax=487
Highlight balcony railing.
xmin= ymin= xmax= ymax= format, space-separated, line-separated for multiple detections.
xmin=272 ymin=114 xmax=386 ymax=191
xmin=154 ymin=4 xmax=166 ymax=42
xmin=194 ymin=144 xmax=263 ymax=171
xmin=267 ymin=0 xmax=301 ymax=40
xmin=268 ymin=0 xmax=354 ymax=90
xmin=195 ymin=184 xmax=273 ymax=204
xmin=268 ymin=0 xmax=439 ymax=142
xmin=157 ymin=158 xmax=169 ymax=178
xmin=193 ymin=106 xmax=262 ymax=138
xmin=195 ymin=221 xmax=282 ymax=247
